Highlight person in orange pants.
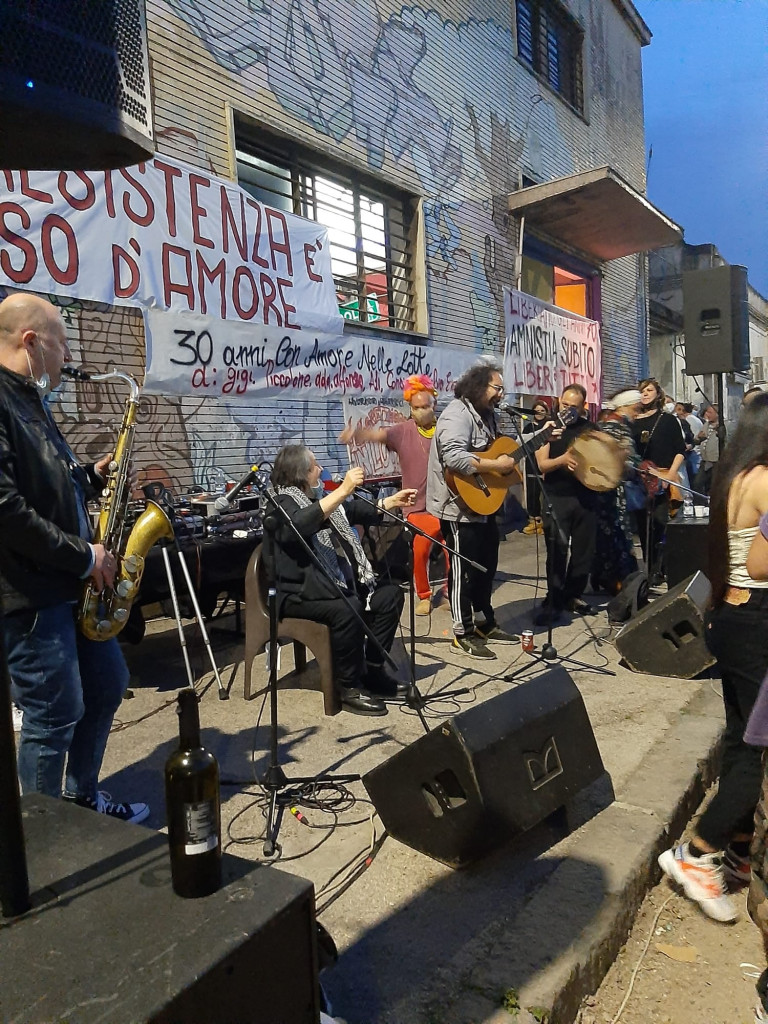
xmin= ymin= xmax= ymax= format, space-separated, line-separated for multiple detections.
xmin=339 ymin=375 xmax=448 ymax=615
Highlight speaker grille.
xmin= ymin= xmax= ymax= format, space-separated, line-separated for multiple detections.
xmin=1 ymin=0 xmax=150 ymax=129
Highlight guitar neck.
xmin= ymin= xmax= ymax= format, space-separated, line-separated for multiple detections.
xmin=511 ymin=424 xmax=558 ymax=464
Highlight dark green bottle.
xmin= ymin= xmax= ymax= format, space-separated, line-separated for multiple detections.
xmin=165 ymin=688 xmax=221 ymax=898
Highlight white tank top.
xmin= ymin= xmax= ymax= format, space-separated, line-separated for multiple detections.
xmin=727 ymin=526 xmax=768 ymax=588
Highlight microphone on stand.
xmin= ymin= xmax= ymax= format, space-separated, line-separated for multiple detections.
xmin=213 ymin=466 xmax=266 ymax=512
xmin=330 ymin=472 xmax=374 ymax=497
xmin=499 ymin=403 xmax=536 ymax=419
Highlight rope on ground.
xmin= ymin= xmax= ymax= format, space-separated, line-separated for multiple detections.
xmin=608 ymin=892 xmax=676 ymax=1024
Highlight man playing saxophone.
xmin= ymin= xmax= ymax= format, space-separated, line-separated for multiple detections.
xmin=0 ymin=293 xmax=148 ymax=823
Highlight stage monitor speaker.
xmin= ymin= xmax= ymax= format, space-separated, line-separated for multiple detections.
xmin=615 ymin=571 xmax=715 ymax=678
xmin=665 ymin=517 xmax=709 ymax=589
xmin=0 ymin=0 xmax=155 ymax=170
xmin=363 ymin=667 xmax=606 ymax=868
xmin=683 ymin=265 xmax=749 ymax=375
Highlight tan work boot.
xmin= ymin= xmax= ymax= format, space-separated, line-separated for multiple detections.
xmin=522 ymin=517 xmax=538 ymax=535
xmin=415 ymin=598 xmax=432 ymax=616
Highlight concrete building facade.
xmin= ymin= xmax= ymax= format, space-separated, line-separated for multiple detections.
xmin=2 ymin=0 xmax=676 ymax=490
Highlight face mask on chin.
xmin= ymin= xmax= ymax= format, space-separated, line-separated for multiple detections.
xmin=25 ymin=349 xmax=50 ymax=394
xmin=310 ymin=483 xmax=324 ymax=499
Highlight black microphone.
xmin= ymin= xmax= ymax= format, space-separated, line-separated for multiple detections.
xmin=499 ymin=402 xmax=538 ymax=419
xmin=214 ymin=466 xmax=265 ymax=512
xmin=330 ymin=472 xmax=373 ymax=496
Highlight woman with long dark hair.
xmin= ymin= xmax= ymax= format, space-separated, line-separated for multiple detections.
xmin=630 ymin=378 xmax=686 ymax=585
xmin=658 ymin=393 xmax=768 ymax=924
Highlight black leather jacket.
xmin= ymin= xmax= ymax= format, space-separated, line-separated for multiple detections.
xmin=0 ymin=365 xmax=99 ymax=613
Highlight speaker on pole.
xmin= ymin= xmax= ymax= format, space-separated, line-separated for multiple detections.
xmin=363 ymin=667 xmax=607 ymax=868
xmin=614 ymin=571 xmax=715 ymax=678
xmin=0 ymin=0 xmax=155 ymax=170
xmin=682 ymin=265 xmax=749 ymax=376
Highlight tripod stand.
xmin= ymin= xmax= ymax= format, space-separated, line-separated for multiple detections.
xmin=252 ymin=476 xmax=406 ymax=858
xmin=503 ymin=410 xmax=614 ymax=681
xmin=156 ymin=529 xmax=228 ymax=699
xmin=357 ymin=493 xmax=485 ymax=732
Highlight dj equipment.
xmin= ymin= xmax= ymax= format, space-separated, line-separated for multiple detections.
xmin=363 ymin=667 xmax=606 ymax=868
xmin=683 ymin=265 xmax=750 ymax=375
xmin=666 ymin=518 xmax=709 ymax=589
xmin=0 ymin=0 xmax=155 ymax=170
xmin=0 ymin=795 xmax=319 ymax=1023
xmin=570 ymin=430 xmax=624 ymax=492
xmin=615 ymin=571 xmax=715 ymax=678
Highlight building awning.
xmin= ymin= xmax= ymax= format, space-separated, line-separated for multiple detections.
xmin=507 ymin=166 xmax=682 ymax=262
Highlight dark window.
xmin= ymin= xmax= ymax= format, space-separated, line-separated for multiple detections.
xmin=515 ymin=0 xmax=584 ymax=113
xmin=236 ymin=128 xmax=418 ymax=332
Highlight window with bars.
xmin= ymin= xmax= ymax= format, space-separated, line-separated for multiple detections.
xmin=515 ymin=0 xmax=584 ymax=113
xmin=235 ymin=130 xmax=419 ymax=332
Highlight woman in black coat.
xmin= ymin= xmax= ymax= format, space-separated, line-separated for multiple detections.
xmin=263 ymin=444 xmax=415 ymax=716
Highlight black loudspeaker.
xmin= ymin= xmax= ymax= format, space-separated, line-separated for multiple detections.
xmin=0 ymin=0 xmax=155 ymax=170
xmin=1 ymin=796 xmax=319 ymax=1023
xmin=683 ymin=265 xmax=749 ymax=375
xmin=363 ymin=667 xmax=606 ymax=868
xmin=615 ymin=571 xmax=716 ymax=678
xmin=607 ymin=570 xmax=649 ymax=624
xmin=666 ymin=517 xmax=710 ymax=589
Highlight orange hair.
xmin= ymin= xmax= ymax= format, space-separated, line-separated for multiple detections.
xmin=403 ymin=374 xmax=437 ymax=403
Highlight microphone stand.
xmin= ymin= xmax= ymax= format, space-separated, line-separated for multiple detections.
xmin=501 ymin=411 xmax=614 ymax=680
xmin=353 ymin=490 xmax=484 ymax=733
xmin=251 ymin=477 xmax=402 ymax=858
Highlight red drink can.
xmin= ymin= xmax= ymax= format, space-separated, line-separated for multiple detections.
xmin=521 ymin=629 xmax=534 ymax=653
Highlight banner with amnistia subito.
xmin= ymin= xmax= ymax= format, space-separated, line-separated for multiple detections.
xmin=503 ymin=287 xmax=602 ymax=405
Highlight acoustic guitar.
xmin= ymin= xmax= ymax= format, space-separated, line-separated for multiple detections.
xmin=445 ymin=408 xmax=578 ymax=516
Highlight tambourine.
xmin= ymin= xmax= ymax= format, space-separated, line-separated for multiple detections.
xmin=569 ymin=430 xmax=624 ymax=492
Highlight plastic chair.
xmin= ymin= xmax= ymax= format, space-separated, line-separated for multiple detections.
xmin=243 ymin=544 xmax=340 ymax=716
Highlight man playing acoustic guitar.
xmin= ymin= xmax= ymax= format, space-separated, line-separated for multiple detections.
xmin=426 ymin=360 xmax=520 ymax=660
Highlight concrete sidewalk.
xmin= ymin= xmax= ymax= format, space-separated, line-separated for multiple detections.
xmin=101 ymin=530 xmax=724 ymax=1024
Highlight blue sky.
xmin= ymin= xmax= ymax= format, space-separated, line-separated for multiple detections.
xmin=635 ymin=0 xmax=768 ymax=296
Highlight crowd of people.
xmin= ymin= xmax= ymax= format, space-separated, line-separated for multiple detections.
xmin=6 ymin=292 xmax=768 ymax=1018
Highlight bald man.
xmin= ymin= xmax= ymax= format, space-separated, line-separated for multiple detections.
xmin=0 ymin=293 xmax=148 ymax=822
xmin=534 ymin=383 xmax=598 ymax=626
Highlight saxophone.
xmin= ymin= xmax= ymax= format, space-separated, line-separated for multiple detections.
xmin=62 ymin=366 xmax=175 ymax=640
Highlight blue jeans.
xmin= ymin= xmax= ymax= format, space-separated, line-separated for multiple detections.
xmin=4 ymin=603 xmax=128 ymax=799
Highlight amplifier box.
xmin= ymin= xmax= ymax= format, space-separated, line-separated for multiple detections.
xmin=2 ymin=795 xmax=319 ymax=1023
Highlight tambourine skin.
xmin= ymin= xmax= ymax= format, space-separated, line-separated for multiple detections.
xmin=569 ymin=430 xmax=624 ymax=492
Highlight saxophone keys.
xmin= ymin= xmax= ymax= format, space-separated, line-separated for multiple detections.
xmin=123 ymin=554 xmax=140 ymax=574
xmin=113 ymin=608 xmax=129 ymax=622
xmin=96 ymin=619 xmax=112 ymax=635
xmin=116 ymin=580 xmax=135 ymax=598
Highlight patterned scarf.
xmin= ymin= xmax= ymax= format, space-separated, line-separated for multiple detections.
xmin=276 ymin=486 xmax=376 ymax=594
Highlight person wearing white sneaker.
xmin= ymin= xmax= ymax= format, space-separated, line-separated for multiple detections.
xmin=660 ymin=397 xmax=768 ymax=925
xmin=658 ymin=842 xmax=737 ymax=923
xmin=0 ymin=295 xmax=147 ymax=819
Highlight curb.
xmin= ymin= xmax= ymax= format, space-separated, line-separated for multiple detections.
xmin=402 ymin=683 xmax=724 ymax=1024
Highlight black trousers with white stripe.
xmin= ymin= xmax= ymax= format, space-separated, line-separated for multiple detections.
xmin=440 ymin=518 xmax=499 ymax=637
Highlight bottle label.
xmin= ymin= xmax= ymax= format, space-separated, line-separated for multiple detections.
xmin=183 ymin=800 xmax=218 ymax=855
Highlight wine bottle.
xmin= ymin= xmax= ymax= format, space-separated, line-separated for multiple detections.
xmin=165 ymin=687 xmax=222 ymax=898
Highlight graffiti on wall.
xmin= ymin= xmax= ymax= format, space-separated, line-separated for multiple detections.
xmin=162 ymin=0 xmax=576 ymax=347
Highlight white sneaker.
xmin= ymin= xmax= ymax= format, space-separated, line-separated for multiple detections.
xmin=12 ymin=704 xmax=23 ymax=733
xmin=658 ymin=842 xmax=737 ymax=922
